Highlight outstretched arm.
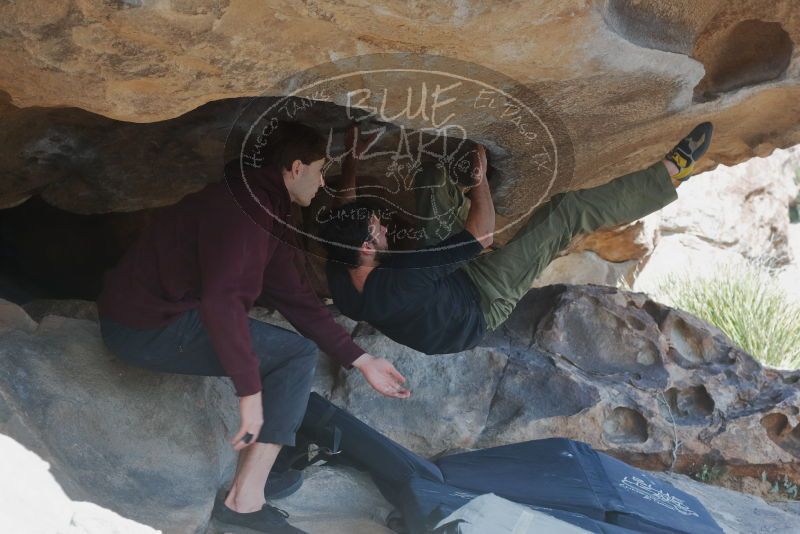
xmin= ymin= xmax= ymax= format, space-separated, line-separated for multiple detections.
xmin=261 ymin=240 xmax=410 ymax=399
xmin=352 ymin=353 xmax=411 ymax=398
xmin=463 ymin=144 xmax=494 ymax=248
xmin=386 ymin=146 xmax=492 ymax=292
xmin=336 ymin=124 xmax=359 ymax=205
xmin=334 ymin=123 xmax=377 ymax=206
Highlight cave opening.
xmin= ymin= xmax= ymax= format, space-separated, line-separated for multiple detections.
xmin=0 ymin=95 xmax=489 ymax=305
xmin=0 ymin=72 xmax=579 ymax=307
xmin=0 ymin=196 xmax=149 ymax=304
xmin=0 ymin=131 xmax=488 ymax=306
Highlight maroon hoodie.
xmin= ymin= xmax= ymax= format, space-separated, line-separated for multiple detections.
xmin=97 ymin=163 xmax=364 ymax=396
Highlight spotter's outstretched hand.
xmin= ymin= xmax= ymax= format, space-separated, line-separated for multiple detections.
xmin=353 ymin=353 xmax=411 ymax=399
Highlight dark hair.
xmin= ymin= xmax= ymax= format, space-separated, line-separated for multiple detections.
xmin=262 ymin=121 xmax=327 ymax=172
xmin=319 ymin=201 xmax=378 ymax=267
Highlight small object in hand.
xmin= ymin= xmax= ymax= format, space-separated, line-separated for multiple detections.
xmin=242 ymin=432 xmax=254 ymax=444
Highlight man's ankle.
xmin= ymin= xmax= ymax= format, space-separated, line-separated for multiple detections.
xmin=661 ymin=159 xmax=683 ymax=189
xmin=224 ymin=490 xmax=266 ymax=513
xmin=662 ymin=158 xmax=679 ymax=177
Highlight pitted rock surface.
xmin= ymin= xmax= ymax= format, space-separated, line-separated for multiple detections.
xmin=3 ymin=290 xmax=799 ymax=531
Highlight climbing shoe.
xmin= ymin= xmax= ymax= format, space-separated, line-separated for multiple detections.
xmin=665 ymin=122 xmax=714 ymax=182
xmin=210 ymin=490 xmax=308 ymax=534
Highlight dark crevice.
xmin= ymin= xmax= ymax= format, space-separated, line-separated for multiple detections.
xmin=663 ymin=385 xmax=715 ymax=423
xmin=0 ymin=196 xmax=150 ymax=303
xmin=604 ymin=406 xmax=649 ymax=444
xmin=761 ymin=413 xmax=800 ymax=457
xmin=642 ymin=299 xmax=668 ymax=326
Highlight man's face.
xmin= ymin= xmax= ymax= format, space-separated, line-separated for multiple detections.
xmin=367 ymin=213 xmax=388 ymax=252
xmin=284 ymin=158 xmax=326 ymax=206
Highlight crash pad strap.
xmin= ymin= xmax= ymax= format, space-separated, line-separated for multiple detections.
xmin=290 ymin=404 xmax=342 ymax=470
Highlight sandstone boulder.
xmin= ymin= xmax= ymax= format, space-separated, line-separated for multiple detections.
xmin=652 ymin=471 xmax=800 ymax=534
xmin=331 ymin=285 xmax=800 ymax=489
xmin=0 ymin=304 xmax=240 ymax=533
xmin=2 ymin=1 xmax=800 ymax=216
xmin=1 ymin=290 xmax=798 ymax=532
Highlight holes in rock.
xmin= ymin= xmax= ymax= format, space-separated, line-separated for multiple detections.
xmin=761 ymin=412 xmax=800 ymax=457
xmin=603 ymin=407 xmax=649 ymax=444
xmin=693 ymin=19 xmax=793 ymax=102
xmin=536 ymin=296 xmax=666 ymax=382
xmin=784 ymin=374 xmax=800 ymax=385
xmin=642 ymin=300 xmax=667 ymax=326
xmin=665 ymin=318 xmax=705 ymax=365
xmin=628 ymin=316 xmax=647 ymax=332
xmin=663 ymin=385 xmax=715 ymax=422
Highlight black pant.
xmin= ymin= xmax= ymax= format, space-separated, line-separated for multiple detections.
xmin=100 ymin=308 xmax=318 ymax=446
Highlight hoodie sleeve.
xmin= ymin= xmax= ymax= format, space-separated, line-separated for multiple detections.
xmin=260 ymin=239 xmax=365 ymax=368
xmin=197 ymin=204 xmax=266 ymax=397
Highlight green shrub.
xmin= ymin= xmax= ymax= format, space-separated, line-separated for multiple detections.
xmin=654 ymin=262 xmax=800 ymax=370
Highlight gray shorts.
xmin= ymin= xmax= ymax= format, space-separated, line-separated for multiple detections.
xmin=99 ymin=308 xmax=318 ymax=446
